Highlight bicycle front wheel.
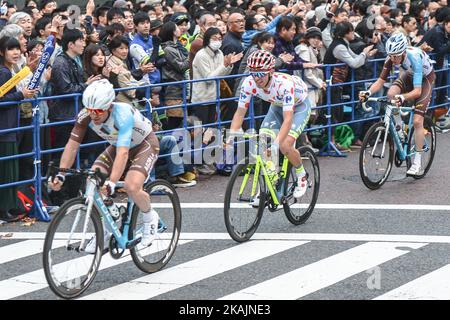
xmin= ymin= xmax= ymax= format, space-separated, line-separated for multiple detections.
xmin=359 ymin=122 xmax=394 ymax=190
xmin=406 ymin=116 xmax=436 ymax=179
xmin=43 ymin=198 xmax=104 ymax=299
xmin=224 ymin=160 xmax=266 ymax=242
xmin=284 ymin=146 xmax=320 ymax=225
xmin=130 ymin=179 xmax=181 ymax=273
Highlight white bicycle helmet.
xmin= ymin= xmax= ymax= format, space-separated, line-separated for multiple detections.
xmin=386 ymin=33 xmax=408 ymax=55
xmin=82 ymin=79 xmax=116 ymax=110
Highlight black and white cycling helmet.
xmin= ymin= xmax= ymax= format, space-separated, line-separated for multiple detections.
xmin=82 ymin=79 xmax=116 ymax=110
xmin=386 ymin=33 xmax=408 ymax=55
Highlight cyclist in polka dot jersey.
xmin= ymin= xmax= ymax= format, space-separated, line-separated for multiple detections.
xmin=229 ymin=50 xmax=312 ymax=198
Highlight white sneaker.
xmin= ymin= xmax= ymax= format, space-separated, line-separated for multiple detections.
xmin=84 ymin=230 xmax=111 ymax=254
xmin=141 ymin=210 xmax=159 ymax=247
xmin=406 ymin=163 xmax=422 ymax=176
xmin=250 ymin=192 xmax=260 ymax=208
xmin=293 ymin=175 xmax=308 ymax=198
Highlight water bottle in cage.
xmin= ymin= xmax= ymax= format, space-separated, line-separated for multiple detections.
xmin=104 ymin=197 xmax=123 ymax=221
xmin=393 ymin=110 xmax=405 ymax=142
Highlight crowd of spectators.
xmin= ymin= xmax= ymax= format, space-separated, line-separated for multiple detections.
xmin=0 ymin=0 xmax=449 ymax=221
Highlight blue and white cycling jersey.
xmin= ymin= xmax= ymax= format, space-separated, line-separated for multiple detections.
xmin=71 ymin=102 xmax=153 ymax=148
xmin=381 ymin=46 xmax=434 ymax=87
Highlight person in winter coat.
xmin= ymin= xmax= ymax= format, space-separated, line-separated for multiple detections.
xmin=160 ymin=21 xmax=190 ymax=130
xmin=106 ymin=36 xmax=140 ymax=105
xmin=296 ymin=27 xmax=326 ymax=118
xmin=0 ymin=37 xmax=39 ymax=221
xmin=191 ymin=27 xmax=242 ymax=126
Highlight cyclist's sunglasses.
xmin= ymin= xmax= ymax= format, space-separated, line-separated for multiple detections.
xmin=86 ymin=108 xmax=107 ymax=115
xmin=389 ymin=53 xmax=404 ymax=59
xmin=250 ymin=71 xmax=269 ymax=79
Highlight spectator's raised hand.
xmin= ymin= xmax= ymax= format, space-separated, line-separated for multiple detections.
xmin=363 ymin=44 xmax=376 ymax=57
xmin=86 ymin=0 xmax=95 ymax=16
xmin=86 ymin=74 xmax=102 ymax=85
xmin=280 ymin=53 xmax=294 ymax=63
xmin=44 ymin=66 xmax=52 ymax=81
xmin=26 ymin=50 xmax=42 ymax=72
xmin=140 ymin=63 xmax=155 ymax=74
xmin=420 ymin=42 xmax=433 ymax=52
xmin=230 ymin=52 xmax=243 ymax=64
xmin=22 ymin=87 xmax=39 ymax=99
xmin=50 ymin=15 xmax=63 ymax=34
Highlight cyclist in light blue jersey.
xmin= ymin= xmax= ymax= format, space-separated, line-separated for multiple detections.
xmin=360 ymin=33 xmax=436 ymax=176
xmin=49 ymin=79 xmax=160 ymax=249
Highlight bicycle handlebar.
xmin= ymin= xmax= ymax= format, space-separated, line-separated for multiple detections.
xmin=46 ymin=161 xmax=108 ymax=187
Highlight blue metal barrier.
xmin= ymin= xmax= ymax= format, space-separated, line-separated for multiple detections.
xmin=1 ymin=54 xmax=449 ymax=221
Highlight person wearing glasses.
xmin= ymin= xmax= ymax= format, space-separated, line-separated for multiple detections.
xmin=228 ymin=50 xmax=312 ymax=198
xmin=359 ymin=33 xmax=435 ymax=176
xmin=48 ymin=79 xmax=161 ymax=250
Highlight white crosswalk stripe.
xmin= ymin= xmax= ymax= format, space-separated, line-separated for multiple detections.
xmin=80 ymin=240 xmax=308 ymax=300
xmin=374 ymin=264 xmax=450 ymax=300
xmin=1 ymin=233 xmax=450 ymax=300
xmin=0 ymin=240 xmax=66 ymax=264
xmin=219 ymin=242 xmax=427 ymax=300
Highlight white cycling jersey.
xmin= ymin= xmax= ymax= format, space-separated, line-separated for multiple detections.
xmin=238 ymin=73 xmax=309 ymax=112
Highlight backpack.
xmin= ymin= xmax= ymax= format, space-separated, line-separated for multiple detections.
xmin=16 ymin=184 xmax=52 ymax=214
xmin=335 ymin=125 xmax=355 ymax=149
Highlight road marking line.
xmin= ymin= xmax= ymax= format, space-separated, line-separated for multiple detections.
xmin=219 ymin=242 xmax=427 ymax=300
xmin=0 ymin=240 xmax=66 ymax=264
xmin=374 ymin=264 xmax=450 ymax=300
xmin=0 ymin=240 xmax=192 ymax=300
xmin=80 ymin=240 xmax=309 ymax=300
xmin=147 ymin=203 xmax=450 ymax=210
xmin=2 ymin=232 xmax=450 ymax=243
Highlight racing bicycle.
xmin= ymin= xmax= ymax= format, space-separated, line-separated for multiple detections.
xmin=43 ymin=164 xmax=181 ymax=299
xmin=224 ymin=133 xmax=320 ymax=242
xmin=359 ymin=97 xmax=436 ymax=190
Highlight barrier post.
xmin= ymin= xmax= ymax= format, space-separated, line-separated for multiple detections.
xmin=447 ymin=55 xmax=450 ymax=111
xmin=29 ymin=99 xmax=50 ymax=222
xmin=319 ymin=64 xmax=345 ymax=156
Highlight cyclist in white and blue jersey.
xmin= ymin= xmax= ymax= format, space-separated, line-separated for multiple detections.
xmin=49 ymin=79 xmax=160 ymax=248
xmin=359 ymin=33 xmax=435 ymax=176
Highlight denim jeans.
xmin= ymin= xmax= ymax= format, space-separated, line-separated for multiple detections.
xmin=156 ymin=135 xmax=184 ymax=178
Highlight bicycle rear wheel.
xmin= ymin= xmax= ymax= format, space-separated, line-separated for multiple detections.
xmin=284 ymin=146 xmax=320 ymax=225
xmin=130 ymin=179 xmax=181 ymax=273
xmin=359 ymin=122 xmax=394 ymax=190
xmin=43 ymin=198 xmax=104 ymax=299
xmin=406 ymin=116 xmax=436 ymax=179
xmin=224 ymin=160 xmax=265 ymax=242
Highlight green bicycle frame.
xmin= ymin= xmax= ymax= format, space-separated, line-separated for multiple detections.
xmin=239 ymin=154 xmax=290 ymax=206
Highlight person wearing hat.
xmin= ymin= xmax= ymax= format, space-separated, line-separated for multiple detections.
xmin=295 ymin=27 xmax=326 ymax=114
xmin=171 ymin=12 xmax=193 ymax=50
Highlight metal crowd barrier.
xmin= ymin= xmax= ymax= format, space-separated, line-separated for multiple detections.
xmin=0 ymin=54 xmax=449 ymax=221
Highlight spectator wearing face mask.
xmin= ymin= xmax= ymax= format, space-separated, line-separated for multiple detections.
xmin=191 ymin=27 xmax=242 ymax=126
xmin=189 ymin=13 xmax=217 ymax=77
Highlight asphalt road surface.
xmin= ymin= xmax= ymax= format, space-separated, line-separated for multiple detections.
xmin=1 ymin=131 xmax=450 ymax=301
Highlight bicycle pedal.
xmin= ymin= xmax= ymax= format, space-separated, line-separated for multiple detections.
xmin=126 ymin=238 xmax=142 ymax=249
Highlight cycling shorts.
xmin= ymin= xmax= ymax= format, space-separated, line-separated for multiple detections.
xmin=93 ymin=132 xmax=160 ymax=178
xmin=260 ymin=97 xmax=312 ymax=140
xmin=392 ymin=70 xmax=436 ymax=113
